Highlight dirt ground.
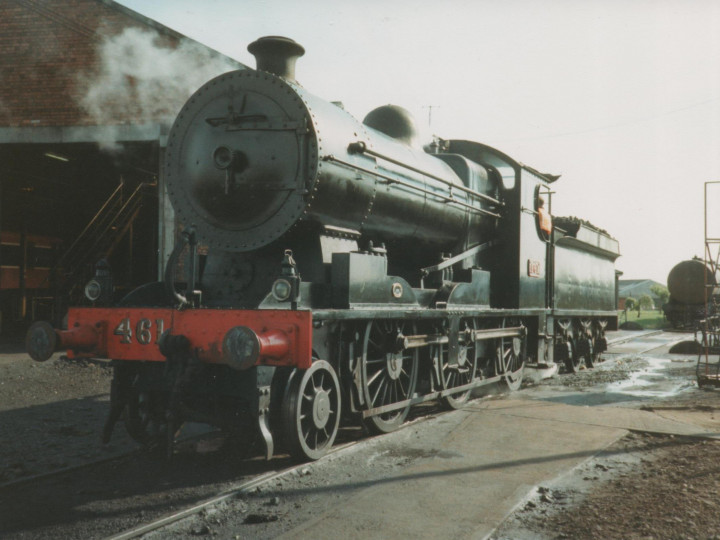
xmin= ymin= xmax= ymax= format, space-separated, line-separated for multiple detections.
xmin=494 ymin=350 xmax=720 ymax=540
xmin=0 ymin=343 xmax=136 ymax=484
xmin=3 ymin=338 xmax=720 ymax=539
xmin=493 ymin=430 xmax=720 ymax=540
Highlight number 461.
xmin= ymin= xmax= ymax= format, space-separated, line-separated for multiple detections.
xmin=113 ymin=318 xmax=165 ymax=345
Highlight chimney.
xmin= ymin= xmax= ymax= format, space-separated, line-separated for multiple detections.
xmin=247 ymin=36 xmax=305 ymax=83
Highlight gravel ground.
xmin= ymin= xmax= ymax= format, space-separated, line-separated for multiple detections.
xmin=2 ymin=335 xmax=720 ymax=539
xmin=492 ymin=432 xmax=720 ymax=540
xmin=494 ymin=347 xmax=720 ymax=540
xmin=0 ymin=346 xmax=137 ymax=484
xmin=149 ymin=414 xmax=464 ymax=539
xmin=549 ymin=355 xmax=650 ymax=387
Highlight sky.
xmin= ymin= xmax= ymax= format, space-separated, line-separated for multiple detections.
xmin=116 ymin=0 xmax=720 ymax=283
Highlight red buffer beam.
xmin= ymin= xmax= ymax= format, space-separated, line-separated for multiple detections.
xmin=26 ymin=308 xmax=313 ymax=370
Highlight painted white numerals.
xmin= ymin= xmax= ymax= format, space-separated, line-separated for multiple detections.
xmin=136 ymin=319 xmax=152 ymax=345
xmin=113 ymin=317 xmax=133 ymax=344
xmin=113 ymin=318 xmax=166 ymax=345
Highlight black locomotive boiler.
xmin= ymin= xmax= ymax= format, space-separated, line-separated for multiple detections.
xmin=26 ymin=36 xmax=620 ymax=461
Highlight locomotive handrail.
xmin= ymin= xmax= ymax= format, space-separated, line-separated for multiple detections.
xmin=347 ymin=141 xmax=503 ymax=206
xmin=419 ymin=240 xmax=499 ymax=279
xmin=55 ymin=182 xmax=124 ymax=270
xmin=323 ymin=155 xmax=502 ymax=219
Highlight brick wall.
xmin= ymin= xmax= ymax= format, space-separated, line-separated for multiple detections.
xmin=0 ymin=0 xmax=240 ymax=128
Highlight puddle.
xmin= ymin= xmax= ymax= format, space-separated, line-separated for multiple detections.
xmin=604 ymin=356 xmax=695 ymax=399
xmin=526 ymin=355 xmax=697 ymax=407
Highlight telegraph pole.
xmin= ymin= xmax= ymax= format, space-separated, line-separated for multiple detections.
xmin=422 ymin=105 xmax=440 ymax=128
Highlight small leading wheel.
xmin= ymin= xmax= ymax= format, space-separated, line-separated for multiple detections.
xmin=360 ymin=319 xmax=419 ymax=434
xmin=282 ymin=360 xmax=341 ymax=461
xmin=434 ymin=319 xmax=478 ymax=409
xmin=496 ymin=320 xmax=525 ymax=391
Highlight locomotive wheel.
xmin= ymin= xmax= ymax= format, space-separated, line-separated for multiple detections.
xmin=270 ymin=366 xmax=296 ymax=438
xmin=360 ymin=320 xmax=419 ymax=434
xmin=583 ymin=339 xmax=595 ymax=369
xmin=496 ymin=320 xmax=525 ymax=391
xmin=434 ymin=319 xmax=478 ymax=409
xmin=281 ymin=360 xmax=341 ymax=461
xmin=564 ymin=340 xmax=583 ymax=373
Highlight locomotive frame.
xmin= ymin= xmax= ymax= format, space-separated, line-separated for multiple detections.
xmin=26 ymin=36 xmax=620 ymax=462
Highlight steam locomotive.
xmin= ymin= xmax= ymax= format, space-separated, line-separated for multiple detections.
xmin=26 ymin=36 xmax=620 ymax=461
xmin=662 ymin=258 xmax=719 ymax=329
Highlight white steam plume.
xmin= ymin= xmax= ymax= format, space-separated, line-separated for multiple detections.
xmin=77 ymin=27 xmax=241 ymax=150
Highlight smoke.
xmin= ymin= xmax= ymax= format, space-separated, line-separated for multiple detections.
xmin=77 ymin=27 xmax=241 ymax=150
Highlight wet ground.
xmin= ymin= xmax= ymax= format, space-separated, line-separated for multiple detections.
xmin=2 ymin=329 xmax=720 ymax=539
xmin=523 ymin=331 xmax=699 ymax=408
xmin=154 ymin=330 xmax=720 ymax=539
xmin=493 ymin=330 xmax=720 ymax=540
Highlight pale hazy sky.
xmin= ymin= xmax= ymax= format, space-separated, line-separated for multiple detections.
xmin=117 ymin=0 xmax=720 ymax=283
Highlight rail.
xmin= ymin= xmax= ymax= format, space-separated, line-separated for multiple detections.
xmin=322 ymin=155 xmax=502 ymax=219
xmin=347 ymin=141 xmax=502 ymax=206
xmin=47 ymin=181 xmax=150 ymax=306
xmin=55 ymin=183 xmax=124 ymax=271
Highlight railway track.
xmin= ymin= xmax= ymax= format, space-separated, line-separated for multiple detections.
xmin=0 ymin=427 xmax=235 ymax=492
xmin=606 ymin=330 xmax=692 ymax=354
xmin=104 ymin=441 xmax=361 ymax=540
xmin=2 ymin=330 xmax=683 ymax=539
xmin=101 ymin=333 xmax=679 ymax=539
xmin=0 ymin=429 xmax=304 ymax=539
xmin=100 ymin=401 xmax=450 ymax=539
xmin=0 ymin=448 xmax=141 ymax=492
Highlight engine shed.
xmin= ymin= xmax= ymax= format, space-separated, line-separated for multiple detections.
xmin=0 ymin=0 xmax=245 ymax=334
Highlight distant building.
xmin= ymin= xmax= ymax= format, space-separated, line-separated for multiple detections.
xmin=618 ymin=279 xmax=665 ymax=310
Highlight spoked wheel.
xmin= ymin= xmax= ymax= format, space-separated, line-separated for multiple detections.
xmin=360 ymin=319 xmax=419 ymax=434
xmin=496 ymin=319 xmax=525 ymax=391
xmin=282 ymin=360 xmax=341 ymax=461
xmin=564 ymin=339 xmax=583 ymax=373
xmin=433 ymin=318 xmax=478 ymax=409
xmin=581 ymin=338 xmax=595 ymax=369
xmin=578 ymin=321 xmax=595 ymax=369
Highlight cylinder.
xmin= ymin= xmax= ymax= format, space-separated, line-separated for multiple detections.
xmin=667 ymin=259 xmax=718 ymax=305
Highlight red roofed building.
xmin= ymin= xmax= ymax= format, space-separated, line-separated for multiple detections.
xmin=0 ymin=0 xmax=245 ymax=333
